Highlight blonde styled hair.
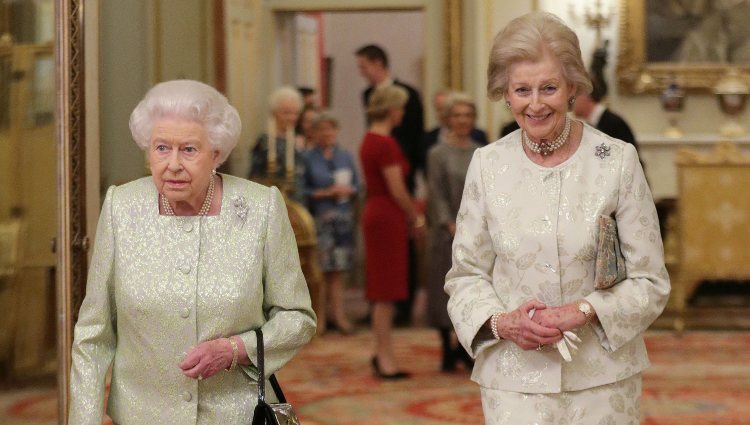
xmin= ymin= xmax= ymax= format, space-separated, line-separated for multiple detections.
xmin=441 ymin=92 xmax=477 ymax=121
xmin=129 ymin=80 xmax=241 ymax=166
xmin=367 ymin=85 xmax=408 ymax=121
xmin=486 ymin=12 xmax=592 ymax=102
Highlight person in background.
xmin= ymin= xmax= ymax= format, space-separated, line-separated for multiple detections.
xmin=360 ymin=85 xmax=425 ymax=380
xmin=424 ymin=89 xmax=488 ymax=153
xmin=69 ymin=80 xmax=316 ymax=424
xmin=250 ymin=86 xmax=305 ymax=201
xmin=446 ymin=12 xmax=669 ymax=424
xmin=295 ymin=104 xmax=319 ymax=151
xmin=297 ymin=86 xmax=319 ymax=109
xmin=425 ymin=92 xmax=481 ymax=372
xmin=302 ymin=111 xmax=360 ymax=335
xmin=499 ymin=119 xmax=520 ymax=138
xmin=356 ymin=44 xmax=425 ymax=193
xmin=572 ymin=77 xmax=638 ymax=149
xmin=356 ymin=44 xmax=425 ymax=325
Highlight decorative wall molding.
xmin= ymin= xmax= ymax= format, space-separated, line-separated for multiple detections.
xmin=56 ymin=0 xmax=88 ymax=422
xmin=617 ymin=0 xmax=750 ymax=94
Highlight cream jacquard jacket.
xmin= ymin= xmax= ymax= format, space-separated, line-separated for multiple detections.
xmin=69 ymin=175 xmax=316 ymax=425
xmin=446 ymin=124 xmax=670 ymax=394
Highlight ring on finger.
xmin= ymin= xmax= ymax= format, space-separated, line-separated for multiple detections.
xmin=198 ymin=374 xmax=203 ymax=380
xmin=536 ymin=343 xmax=543 ymax=351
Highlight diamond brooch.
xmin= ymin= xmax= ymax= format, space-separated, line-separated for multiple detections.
xmin=595 ymin=143 xmax=611 ymax=159
xmin=232 ymin=195 xmax=249 ymax=223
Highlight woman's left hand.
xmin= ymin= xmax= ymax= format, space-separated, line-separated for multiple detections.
xmin=179 ymin=338 xmax=234 ymax=380
xmin=530 ymin=303 xmax=586 ymax=333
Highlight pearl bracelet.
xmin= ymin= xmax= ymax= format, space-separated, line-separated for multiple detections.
xmin=491 ymin=312 xmax=506 ymax=340
xmin=227 ymin=337 xmax=239 ymax=371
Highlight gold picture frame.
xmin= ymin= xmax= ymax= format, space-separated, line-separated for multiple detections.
xmin=617 ymin=0 xmax=750 ymax=94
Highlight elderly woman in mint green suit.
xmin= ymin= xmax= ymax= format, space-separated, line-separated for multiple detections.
xmin=68 ymin=80 xmax=316 ymax=424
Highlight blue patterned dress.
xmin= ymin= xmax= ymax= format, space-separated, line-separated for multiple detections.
xmin=302 ymin=146 xmax=360 ymax=272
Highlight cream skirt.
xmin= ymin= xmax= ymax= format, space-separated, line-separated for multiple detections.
xmin=480 ymin=374 xmax=641 ymax=425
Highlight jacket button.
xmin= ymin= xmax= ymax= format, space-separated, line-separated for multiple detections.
xmin=179 ymin=264 xmax=191 ymax=274
xmin=180 ymin=308 xmax=190 ymax=318
xmin=183 ymin=222 xmax=194 ymax=232
xmin=182 ymin=391 xmax=192 ymax=402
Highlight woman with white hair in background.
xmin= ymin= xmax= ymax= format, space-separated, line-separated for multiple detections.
xmin=250 ymin=85 xmax=306 ymax=200
xmin=68 ymin=80 xmax=316 ymax=424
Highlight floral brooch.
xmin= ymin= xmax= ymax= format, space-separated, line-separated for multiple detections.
xmin=595 ymin=143 xmax=611 ymax=159
xmin=232 ymin=195 xmax=249 ymax=224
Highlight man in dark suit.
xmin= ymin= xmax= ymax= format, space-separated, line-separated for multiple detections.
xmin=572 ymin=78 xmax=639 ymax=150
xmin=356 ymin=44 xmax=425 ymax=193
xmin=423 ymin=89 xmax=488 ymax=154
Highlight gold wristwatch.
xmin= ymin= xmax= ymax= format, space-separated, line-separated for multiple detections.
xmin=577 ymin=300 xmax=594 ymax=326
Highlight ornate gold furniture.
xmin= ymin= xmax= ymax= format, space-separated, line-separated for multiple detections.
xmin=255 ymin=166 xmax=325 ymax=336
xmin=0 ymin=219 xmax=22 ymax=375
xmin=673 ymin=141 xmax=750 ymax=330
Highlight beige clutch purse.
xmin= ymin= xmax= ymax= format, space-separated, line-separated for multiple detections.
xmin=595 ymin=215 xmax=627 ymax=290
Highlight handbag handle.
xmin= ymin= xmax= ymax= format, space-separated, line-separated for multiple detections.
xmin=254 ymin=329 xmax=287 ymax=404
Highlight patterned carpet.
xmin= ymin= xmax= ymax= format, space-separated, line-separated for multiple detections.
xmin=1 ymin=329 xmax=749 ymax=424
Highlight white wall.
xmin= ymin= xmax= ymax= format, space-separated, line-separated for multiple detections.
xmin=321 ymin=11 xmax=425 ymax=157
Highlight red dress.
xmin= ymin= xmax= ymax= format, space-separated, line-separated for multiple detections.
xmin=359 ymin=132 xmax=410 ymax=302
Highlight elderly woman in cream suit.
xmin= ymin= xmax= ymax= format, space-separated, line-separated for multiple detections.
xmin=445 ymin=13 xmax=670 ymax=425
xmin=69 ymin=80 xmax=316 ymax=425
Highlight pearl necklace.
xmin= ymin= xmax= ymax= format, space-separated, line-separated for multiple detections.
xmin=161 ymin=175 xmax=215 ymax=216
xmin=522 ymin=116 xmax=571 ymax=156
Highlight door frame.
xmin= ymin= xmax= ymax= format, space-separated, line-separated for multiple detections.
xmin=56 ymin=0 xmax=91 ymax=423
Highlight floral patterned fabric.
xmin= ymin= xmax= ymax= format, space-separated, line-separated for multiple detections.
xmin=480 ymin=373 xmax=641 ymax=424
xmin=445 ymin=124 xmax=670 ymax=394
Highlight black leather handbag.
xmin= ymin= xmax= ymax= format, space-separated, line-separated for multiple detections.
xmin=251 ymin=329 xmax=300 ymax=425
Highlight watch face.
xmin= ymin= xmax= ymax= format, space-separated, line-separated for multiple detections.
xmin=579 ymin=302 xmax=591 ymax=314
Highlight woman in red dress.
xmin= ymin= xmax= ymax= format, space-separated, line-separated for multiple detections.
xmin=360 ymin=85 xmax=425 ymax=379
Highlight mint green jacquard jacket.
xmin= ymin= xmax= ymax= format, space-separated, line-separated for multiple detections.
xmin=446 ymin=124 xmax=670 ymax=394
xmin=69 ymin=175 xmax=316 ymax=424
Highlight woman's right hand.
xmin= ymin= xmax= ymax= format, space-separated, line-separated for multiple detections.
xmin=493 ymin=300 xmax=563 ymax=350
xmin=410 ymin=214 xmax=426 ymax=241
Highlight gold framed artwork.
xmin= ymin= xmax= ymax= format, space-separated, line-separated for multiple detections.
xmin=617 ymin=0 xmax=750 ymax=94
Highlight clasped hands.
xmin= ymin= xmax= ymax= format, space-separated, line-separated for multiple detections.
xmin=179 ymin=338 xmax=236 ymax=381
xmin=493 ymin=300 xmax=587 ymax=361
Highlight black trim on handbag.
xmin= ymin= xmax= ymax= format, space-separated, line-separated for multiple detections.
xmin=251 ymin=329 xmax=300 ymax=425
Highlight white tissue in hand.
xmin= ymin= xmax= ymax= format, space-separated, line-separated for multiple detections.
xmin=528 ymin=308 xmax=580 ymax=362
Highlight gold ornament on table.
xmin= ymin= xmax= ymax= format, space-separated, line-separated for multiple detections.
xmin=714 ymin=68 xmax=749 ymax=137
xmin=660 ymin=80 xmax=685 ymax=138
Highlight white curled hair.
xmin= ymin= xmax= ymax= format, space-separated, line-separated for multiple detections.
xmin=129 ymin=80 xmax=242 ymax=166
xmin=269 ymin=86 xmax=303 ymax=112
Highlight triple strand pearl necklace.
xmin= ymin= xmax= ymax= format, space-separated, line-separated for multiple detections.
xmin=161 ymin=174 xmax=215 ymax=216
xmin=522 ymin=115 xmax=571 ymax=156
